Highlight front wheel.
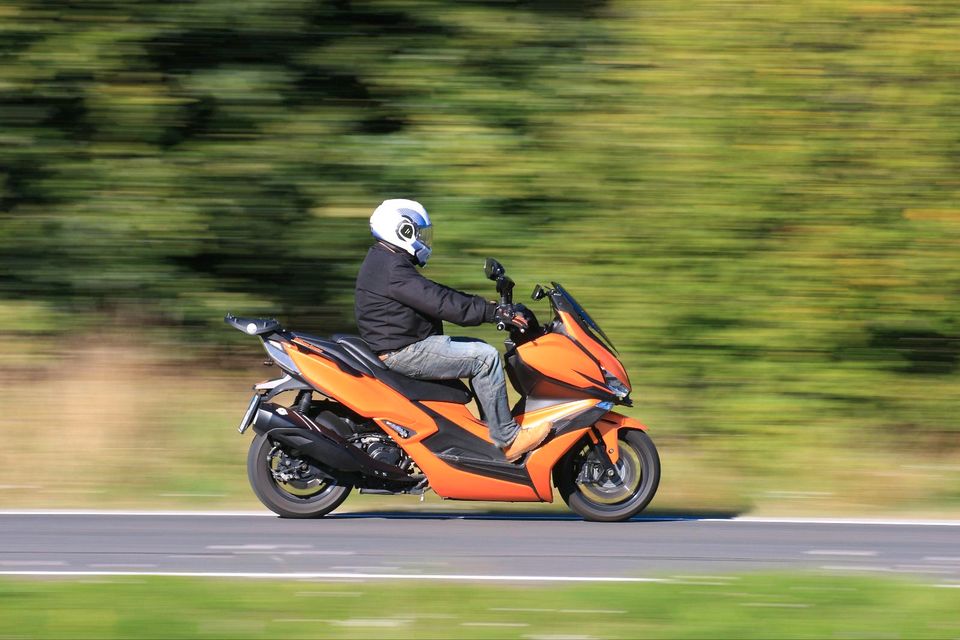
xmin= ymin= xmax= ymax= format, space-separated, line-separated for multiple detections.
xmin=247 ymin=433 xmax=352 ymax=518
xmin=553 ymin=429 xmax=660 ymax=522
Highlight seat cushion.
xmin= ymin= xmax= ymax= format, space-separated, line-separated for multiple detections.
xmin=333 ymin=334 xmax=472 ymax=404
xmin=333 ymin=334 xmax=387 ymax=370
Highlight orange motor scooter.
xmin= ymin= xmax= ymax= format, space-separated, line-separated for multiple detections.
xmin=227 ymin=258 xmax=659 ymax=521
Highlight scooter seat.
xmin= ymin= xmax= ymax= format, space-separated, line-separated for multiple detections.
xmin=332 ymin=334 xmax=472 ymax=405
xmin=333 ymin=334 xmax=387 ymax=370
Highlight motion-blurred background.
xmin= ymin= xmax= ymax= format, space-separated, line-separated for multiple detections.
xmin=1 ymin=0 xmax=958 ymax=514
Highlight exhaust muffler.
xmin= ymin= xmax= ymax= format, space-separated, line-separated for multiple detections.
xmin=252 ymin=403 xmax=410 ymax=482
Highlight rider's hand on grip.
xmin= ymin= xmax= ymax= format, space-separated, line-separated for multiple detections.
xmin=494 ymin=303 xmax=529 ymax=333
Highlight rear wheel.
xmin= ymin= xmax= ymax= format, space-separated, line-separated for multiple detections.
xmin=247 ymin=433 xmax=352 ymax=518
xmin=554 ymin=429 xmax=660 ymax=522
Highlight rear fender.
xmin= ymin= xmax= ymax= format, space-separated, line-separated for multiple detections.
xmin=593 ymin=412 xmax=648 ymax=465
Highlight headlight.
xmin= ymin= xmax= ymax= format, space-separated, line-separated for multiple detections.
xmin=602 ymin=368 xmax=630 ymax=400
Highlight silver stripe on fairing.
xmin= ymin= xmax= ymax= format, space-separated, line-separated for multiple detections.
xmin=263 ymin=339 xmax=299 ymax=374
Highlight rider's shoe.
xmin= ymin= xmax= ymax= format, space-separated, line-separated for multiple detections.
xmin=502 ymin=423 xmax=551 ymax=462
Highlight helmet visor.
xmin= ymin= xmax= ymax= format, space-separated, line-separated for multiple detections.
xmin=418 ymin=224 xmax=433 ymax=249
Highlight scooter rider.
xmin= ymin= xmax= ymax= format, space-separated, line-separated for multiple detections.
xmin=354 ymin=199 xmax=551 ymax=462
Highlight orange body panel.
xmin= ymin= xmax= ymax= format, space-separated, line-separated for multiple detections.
xmin=514 ymin=333 xmax=608 ymax=394
xmin=287 ymin=344 xmax=437 ymax=438
xmin=558 ymin=310 xmax=630 ymax=390
xmin=288 ymin=345 xmax=534 ymax=500
xmin=284 ymin=337 xmax=645 ymax=504
xmin=421 ymin=401 xmax=493 ymax=444
xmin=595 ymin=412 xmax=648 ymax=464
xmin=525 ymin=427 xmax=592 ymax=501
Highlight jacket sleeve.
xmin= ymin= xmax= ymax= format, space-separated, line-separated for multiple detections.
xmin=389 ymin=263 xmax=497 ymax=326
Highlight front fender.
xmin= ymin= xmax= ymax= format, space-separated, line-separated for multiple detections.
xmin=593 ymin=412 xmax=648 ymax=465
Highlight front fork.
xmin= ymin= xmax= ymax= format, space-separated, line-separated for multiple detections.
xmin=586 ymin=412 xmax=649 ymax=480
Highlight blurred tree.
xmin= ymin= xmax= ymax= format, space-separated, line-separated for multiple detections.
xmin=1 ymin=0 xmax=959 ymax=448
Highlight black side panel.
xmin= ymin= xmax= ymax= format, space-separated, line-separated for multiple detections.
xmin=438 ymin=454 xmax=533 ymax=484
xmin=375 ymin=369 xmax=472 ymax=404
xmin=418 ymin=404 xmax=535 ymax=486
xmin=419 ymin=404 xmax=504 ymax=461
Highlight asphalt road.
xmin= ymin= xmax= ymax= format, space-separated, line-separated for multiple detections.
xmin=1 ymin=511 xmax=959 ymax=584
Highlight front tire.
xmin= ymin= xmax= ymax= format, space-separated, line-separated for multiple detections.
xmin=554 ymin=429 xmax=660 ymax=522
xmin=247 ymin=433 xmax=352 ymax=518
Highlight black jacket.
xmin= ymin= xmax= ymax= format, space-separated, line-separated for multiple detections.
xmin=355 ymin=243 xmax=497 ymax=353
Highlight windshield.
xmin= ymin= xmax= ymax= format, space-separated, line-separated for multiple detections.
xmin=552 ymin=282 xmax=618 ymax=355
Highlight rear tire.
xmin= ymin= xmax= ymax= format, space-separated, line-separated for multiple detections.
xmin=554 ymin=429 xmax=660 ymax=522
xmin=247 ymin=433 xmax=352 ymax=518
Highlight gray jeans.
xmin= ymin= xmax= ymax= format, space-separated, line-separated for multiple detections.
xmin=382 ymin=335 xmax=520 ymax=447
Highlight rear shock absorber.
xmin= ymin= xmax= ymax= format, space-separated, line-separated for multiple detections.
xmin=295 ymin=389 xmax=312 ymax=414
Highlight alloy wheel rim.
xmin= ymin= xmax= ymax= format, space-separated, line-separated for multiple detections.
xmin=578 ymin=440 xmax=643 ymax=505
xmin=268 ymin=447 xmax=331 ymax=498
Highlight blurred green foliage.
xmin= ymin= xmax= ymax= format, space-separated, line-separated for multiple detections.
xmin=1 ymin=0 xmax=958 ymax=458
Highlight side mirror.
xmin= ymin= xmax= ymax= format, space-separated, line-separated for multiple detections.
xmin=484 ymin=258 xmax=505 ymax=281
xmin=531 ymin=284 xmax=546 ymax=301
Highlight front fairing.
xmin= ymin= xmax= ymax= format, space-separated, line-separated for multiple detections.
xmin=504 ymin=283 xmax=631 ymax=405
xmin=548 ymin=284 xmax=631 ymax=393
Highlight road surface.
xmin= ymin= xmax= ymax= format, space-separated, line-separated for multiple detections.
xmin=1 ymin=511 xmax=958 ymax=584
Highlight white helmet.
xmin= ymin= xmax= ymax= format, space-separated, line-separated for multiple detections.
xmin=370 ymin=198 xmax=433 ymax=266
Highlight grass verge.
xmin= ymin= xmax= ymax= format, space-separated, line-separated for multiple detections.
xmin=1 ymin=574 xmax=959 ymax=639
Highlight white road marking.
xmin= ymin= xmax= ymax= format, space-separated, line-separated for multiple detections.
xmin=0 ymin=570 xmax=667 ymax=583
xmin=805 ymin=550 xmax=878 ymax=556
xmin=728 ymin=517 xmax=960 ymax=527
xmin=229 ymin=550 xmax=355 ymax=556
xmin=206 ymin=544 xmax=312 ymax=550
